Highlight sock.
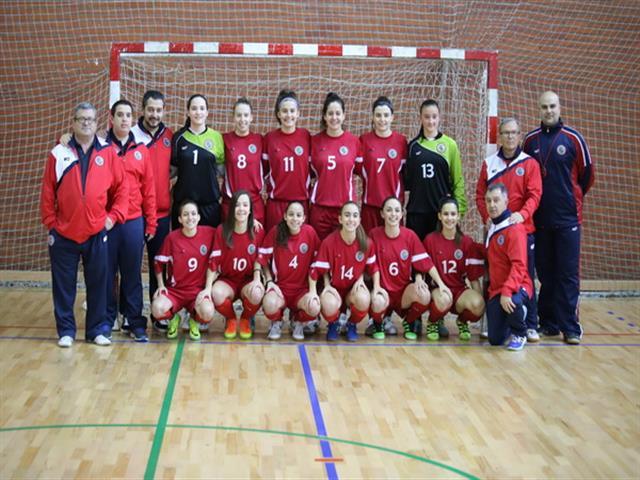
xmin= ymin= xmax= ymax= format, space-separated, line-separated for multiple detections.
xmin=428 ymin=302 xmax=448 ymax=323
xmin=296 ymin=310 xmax=316 ymax=323
xmin=348 ymin=306 xmax=368 ymax=324
xmin=241 ymin=296 xmax=260 ymax=318
xmin=459 ymin=309 xmax=481 ymax=323
xmin=369 ymin=309 xmax=384 ymax=324
xmin=323 ymin=311 xmax=340 ymax=323
xmin=216 ymin=297 xmax=235 ymax=320
xmin=406 ymin=302 xmax=428 ymax=324
xmin=265 ymin=308 xmax=283 ymax=322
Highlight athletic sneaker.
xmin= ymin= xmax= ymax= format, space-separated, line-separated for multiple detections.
xmin=540 ymin=327 xmax=560 ymax=337
xmin=438 ymin=318 xmax=449 ymax=338
xmin=239 ymin=318 xmax=252 ymax=340
xmin=402 ymin=320 xmax=417 ymax=341
xmin=188 ymin=318 xmax=201 ymax=341
xmin=564 ymin=334 xmax=581 ymax=345
xmin=371 ymin=321 xmax=385 ymax=340
xmin=507 ymin=335 xmax=527 ymax=351
xmin=303 ymin=319 xmax=319 ymax=335
xmin=93 ymin=334 xmax=112 ymax=346
xmin=121 ymin=316 xmax=131 ymax=333
xmin=412 ymin=318 xmax=423 ymax=337
xmin=426 ymin=322 xmax=439 ymax=341
xmin=267 ymin=321 xmax=283 ymax=340
xmin=292 ymin=321 xmax=305 ymax=341
xmin=364 ymin=319 xmax=376 ymax=337
xmin=167 ymin=314 xmax=181 ymax=339
xmin=383 ymin=316 xmax=397 ymax=335
xmin=456 ymin=319 xmax=471 ymax=341
xmin=224 ymin=318 xmax=237 ymax=340
xmin=180 ymin=313 xmax=189 ymax=332
xmin=130 ymin=327 xmax=149 ymax=343
xmin=199 ymin=323 xmax=209 ymax=333
xmin=153 ymin=318 xmax=169 ymax=332
xmin=478 ymin=315 xmax=488 ymax=339
xmin=112 ymin=315 xmax=121 ymax=332
xmin=346 ymin=322 xmax=358 ymax=342
xmin=526 ymin=328 xmax=540 ymax=343
xmin=57 ymin=335 xmax=73 ymax=348
xmin=338 ymin=312 xmax=348 ymax=335
xmin=326 ymin=322 xmax=339 ymax=341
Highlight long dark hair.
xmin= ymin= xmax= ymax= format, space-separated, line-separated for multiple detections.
xmin=222 ymin=189 xmax=254 ymax=247
xmin=276 ymin=201 xmax=305 ymax=247
xmin=274 ymin=89 xmax=299 ymax=124
xmin=340 ymin=201 xmax=368 ymax=254
xmin=183 ymin=93 xmax=208 ymax=130
xmin=321 ymin=92 xmax=345 ymax=130
xmin=436 ymin=196 xmax=463 ymax=245
xmin=418 ymin=98 xmax=440 ymax=139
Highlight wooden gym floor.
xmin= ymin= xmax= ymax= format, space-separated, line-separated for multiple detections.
xmin=0 ymin=280 xmax=638 ymax=479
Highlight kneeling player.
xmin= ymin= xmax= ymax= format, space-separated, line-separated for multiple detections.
xmin=151 ymin=200 xmax=216 ymax=341
xmin=205 ymin=190 xmax=265 ymax=340
xmin=368 ymin=196 xmax=451 ymax=340
xmin=423 ymin=197 xmax=486 ymax=341
xmin=310 ymin=202 xmax=382 ymax=342
xmin=259 ymin=201 xmax=321 ymax=341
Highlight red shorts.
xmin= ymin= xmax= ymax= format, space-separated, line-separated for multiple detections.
xmin=361 ymin=203 xmax=383 ymax=234
xmin=447 ymin=286 xmax=468 ymax=315
xmin=215 ymin=276 xmax=252 ymax=299
xmin=222 ymin=193 xmax=265 ymax=226
xmin=164 ymin=286 xmax=202 ymax=314
xmin=265 ymin=198 xmax=309 ymax=233
xmin=309 ymin=204 xmax=341 ymax=240
xmin=385 ymin=288 xmax=407 ymax=316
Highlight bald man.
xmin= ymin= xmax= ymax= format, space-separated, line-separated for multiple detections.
xmin=522 ymin=91 xmax=594 ymax=345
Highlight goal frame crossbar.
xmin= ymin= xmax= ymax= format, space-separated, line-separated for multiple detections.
xmin=109 ymin=42 xmax=499 ymax=154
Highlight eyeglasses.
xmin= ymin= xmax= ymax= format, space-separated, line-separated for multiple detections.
xmin=74 ymin=117 xmax=96 ymax=124
xmin=500 ymin=130 xmax=520 ymax=136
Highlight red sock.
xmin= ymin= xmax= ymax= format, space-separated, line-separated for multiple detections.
xmin=265 ymin=308 xmax=283 ymax=322
xmin=195 ymin=312 xmax=210 ymax=324
xmin=323 ymin=311 xmax=340 ymax=323
xmin=241 ymin=296 xmax=260 ymax=318
xmin=155 ymin=309 xmax=174 ymax=321
xmin=406 ymin=302 xmax=428 ymax=324
xmin=369 ymin=309 xmax=384 ymax=324
xmin=459 ymin=309 xmax=481 ymax=323
xmin=296 ymin=310 xmax=316 ymax=322
xmin=216 ymin=297 xmax=236 ymax=320
xmin=428 ymin=302 xmax=448 ymax=323
xmin=348 ymin=306 xmax=368 ymax=324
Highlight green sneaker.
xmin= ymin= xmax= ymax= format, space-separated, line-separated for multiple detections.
xmin=167 ymin=314 xmax=180 ymax=339
xmin=426 ymin=321 xmax=439 ymax=341
xmin=457 ymin=319 xmax=471 ymax=341
xmin=189 ymin=318 xmax=201 ymax=341
xmin=372 ymin=322 xmax=385 ymax=340
xmin=402 ymin=320 xmax=417 ymax=341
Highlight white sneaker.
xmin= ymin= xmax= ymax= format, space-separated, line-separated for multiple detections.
xmin=93 ymin=334 xmax=112 ymax=346
xmin=112 ymin=315 xmax=121 ymax=332
xmin=338 ymin=312 xmax=348 ymax=334
xmin=58 ymin=336 xmax=73 ymax=348
xmin=383 ymin=316 xmax=397 ymax=335
xmin=303 ymin=319 xmax=319 ymax=335
xmin=526 ymin=328 xmax=540 ymax=343
xmin=198 ymin=322 xmax=209 ymax=332
xmin=292 ymin=321 xmax=305 ymax=341
xmin=267 ymin=321 xmax=282 ymax=340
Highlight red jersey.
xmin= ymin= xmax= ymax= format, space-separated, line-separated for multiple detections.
xmin=423 ymin=231 xmax=485 ymax=291
xmin=310 ymin=131 xmax=363 ymax=207
xmin=108 ymin=131 xmax=157 ymax=235
xmin=475 ymin=148 xmax=542 ymax=234
xmin=485 ymin=217 xmax=533 ymax=299
xmin=369 ymin=226 xmax=433 ymax=295
xmin=310 ymin=230 xmax=378 ymax=291
xmin=222 ymin=131 xmax=264 ymax=200
xmin=358 ymin=131 xmax=407 ymax=208
xmin=209 ymin=227 xmax=265 ymax=284
xmin=40 ymin=136 xmax=128 ymax=244
xmin=262 ymin=128 xmax=311 ymax=201
xmin=154 ymin=226 xmax=216 ymax=290
xmin=131 ymin=120 xmax=173 ymax=218
xmin=258 ymin=224 xmax=320 ymax=290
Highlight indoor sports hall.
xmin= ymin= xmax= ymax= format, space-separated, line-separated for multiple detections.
xmin=1 ymin=1 xmax=638 ymax=478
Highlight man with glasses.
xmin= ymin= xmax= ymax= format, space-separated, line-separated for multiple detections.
xmin=40 ymin=102 xmax=128 ymax=347
xmin=476 ymin=117 xmax=542 ymax=342
xmin=523 ymin=92 xmax=594 ymax=345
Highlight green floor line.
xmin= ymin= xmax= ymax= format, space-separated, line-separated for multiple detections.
xmin=144 ymin=337 xmax=185 ymax=480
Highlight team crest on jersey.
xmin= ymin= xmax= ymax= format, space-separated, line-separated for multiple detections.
xmin=249 ymin=144 xmax=257 ymax=154
xmin=557 ymin=145 xmax=566 ymax=155
xmin=516 ymin=167 xmax=525 ymax=176
xmin=388 ymin=148 xmax=398 ymax=159
xmin=95 ymin=156 xmax=104 ymax=166
xmin=339 ymin=146 xmax=349 ymax=156
xmin=163 ymin=138 xmax=171 ymax=147
xmin=299 ymin=242 xmax=309 ymax=254
xmin=134 ymin=151 xmax=142 ymax=161
xmin=295 ymin=145 xmax=304 ymax=156
xmin=497 ymin=235 xmax=505 ymax=246
xmin=454 ymin=249 xmax=463 ymax=260
xmin=355 ymin=251 xmax=365 ymax=262
xmin=400 ymin=249 xmax=409 ymax=260
xmin=47 ymin=235 xmax=55 ymax=246
xmin=247 ymin=244 xmax=256 ymax=254
xmin=200 ymin=245 xmax=208 ymax=255
xmin=205 ymin=139 xmax=214 ymax=150
xmin=436 ymin=143 xmax=446 ymax=153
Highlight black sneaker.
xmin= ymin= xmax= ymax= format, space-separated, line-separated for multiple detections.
xmin=153 ymin=318 xmax=169 ymax=331
xmin=437 ymin=318 xmax=449 ymax=338
xmin=412 ymin=318 xmax=423 ymax=337
xmin=539 ymin=326 xmax=560 ymax=337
